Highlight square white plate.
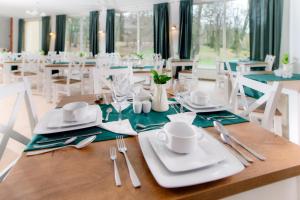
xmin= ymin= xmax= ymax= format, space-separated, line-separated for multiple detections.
xmin=176 ymin=97 xmax=229 ymax=113
xmin=138 ymin=128 xmax=244 ymax=188
xmin=147 ymin=128 xmax=225 ymax=172
xmin=34 ymin=105 xmax=102 ymax=134
xmin=47 ymin=107 xmax=97 ymax=128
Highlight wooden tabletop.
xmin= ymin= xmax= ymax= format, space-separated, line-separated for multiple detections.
xmin=45 ymin=63 xmax=96 ymax=68
xmin=2 ymin=95 xmax=300 ymax=199
xmin=1 ymin=121 xmax=300 ymax=200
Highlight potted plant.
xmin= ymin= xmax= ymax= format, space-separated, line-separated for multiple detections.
xmin=151 ymin=70 xmax=172 ymax=112
xmin=281 ymin=53 xmax=293 ymax=78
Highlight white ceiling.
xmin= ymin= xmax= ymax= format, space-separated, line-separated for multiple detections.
xmin=0 ymin=0 xmax=176 ymax=18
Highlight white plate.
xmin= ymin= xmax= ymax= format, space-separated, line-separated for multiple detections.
xmin=138 ymin=128 xmax=244 ymax=188
xmin=148 ymin=129 xmax=225 ymax=172
xmin=184 ymin=96 xmax=223 ymax=109
xmin=34 ymin=105 xmax=102 ymax=134
xmin=47 ymin=107 xmax=97 ymax=128
xmin=177 ymin=97 xmax=229 ymax=113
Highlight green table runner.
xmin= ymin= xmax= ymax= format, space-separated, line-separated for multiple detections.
xmin=25 ymin=104 xmax=248 ymax=152
xmin=244 ymin=73 xmax=300 ymax=99
xmin=227 ymin=60 xmax=266 ymax=72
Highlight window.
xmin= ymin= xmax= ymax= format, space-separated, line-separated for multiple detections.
xmin=225 ymin=0 xmax=250 ymax=60
xmin=192 ymin=0 xmax=250 ymax=69
xmin=65 ymin=16 xmax=89 ymax=52
xmin=115 ymin=10 xmax=153 ymax=57
xmin=139 ymin=11 xmax=153 ymax=58
xmin=24 ymin=20 xmax=41 ymax=53
xmin=115 ymin=12 xmax=137 ymax=56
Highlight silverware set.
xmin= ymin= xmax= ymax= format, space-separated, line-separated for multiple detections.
xmin=110 ymin=136 xmax=141 ymax=188
xmin=199 ymin=115 xmax=238 ymax=121
xmin=213 ymin=121 xmax=266 ymax=167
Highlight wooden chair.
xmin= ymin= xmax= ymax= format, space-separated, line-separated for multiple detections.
xmin=230 ymin=75 xmax=283 ymax=135
xmin=52 ymin=56 xmax=85 ymax=102
xmin=11 ymin=53 xmax=42 ymax=92
xmin=0 ymin=78 xmax=38 ymax=181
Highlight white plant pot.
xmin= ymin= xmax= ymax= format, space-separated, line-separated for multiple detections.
xmin=152 ymin=84 xmax=169 ymax=112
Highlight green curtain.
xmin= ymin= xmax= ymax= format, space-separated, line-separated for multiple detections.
xmin=17 ymin=19 xmax=24 ymax=53
xmin=154 ymin=3 xmax=170 ymax=59
xmin=54 ymin=15 xmax=66 ymax=54
xmin=89 ymin=11 xmax=99 ymax=56
xmin=106 ymin=9 xmax=115 ymax=53
xmin=41 ymin=16 xmax=51 ymax=55
xmin=178 ymin=0 xmax=193 ymax=59
xmin=250 ymin=0 xmax=283 ymax=69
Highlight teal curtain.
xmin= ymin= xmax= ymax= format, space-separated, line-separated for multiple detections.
xmin=154 ymin=3 xmax=170 ymax=59
xmin=178 ymin=0 xmax=193 ymax=59
xmin=54 ymin=15 xmax=66 ymax=54
xmin=106 ymin=9 xmax=115 ymax=53
xmin=89 ymin=11 xmax=99 ymax=56
xmin=250 ymin=0 xmax=283 ymax=69
xmin=17 ymin=19 xmax=24 ymax=53
xmin=41 ymin=16 xmax=51 ymax=55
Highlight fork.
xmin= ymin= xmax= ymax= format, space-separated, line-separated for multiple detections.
xmin=110 ymin=147 xmax=122 ymax=187
xmin=116 ymin=136 xmax=141 ymax=188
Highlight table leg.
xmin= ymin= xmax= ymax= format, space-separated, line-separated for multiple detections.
xmin=45 ymin=69 xmax=52 ymax=102
xmin=285 ymin=89 xmax=300 ymax=144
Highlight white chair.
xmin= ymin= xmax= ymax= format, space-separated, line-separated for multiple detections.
xmin=230 ymin=75 xmax=283 ymax=135
xmin=0 ymin=78 xmax=38 ymax=181
xmin=11 ymin=53 xmax=42 ymax=92
xmin=52 ymin=56 xmax=85 ymax=102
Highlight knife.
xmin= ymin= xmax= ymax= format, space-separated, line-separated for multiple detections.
xmin=36 ymin=131 xmax=102 ymax=144
xmin=213 ymin=121 xmax=266 ymax=161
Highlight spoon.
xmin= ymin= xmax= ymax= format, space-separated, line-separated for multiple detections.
xmin=220 ymin=132 xmax=253 ymax=163
xmin=26 ymin=136 xmax=96 ymax=156
xmin=105 ymin=108 xmax=113 ymax=121
xmin=136 ymin=123 xmax=165 ymax=129
xmin=33 ymin=137 xmax=77 ymax=149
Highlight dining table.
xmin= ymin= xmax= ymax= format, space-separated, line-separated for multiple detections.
xmin=1 ymin=95 xmax=300 ymax=200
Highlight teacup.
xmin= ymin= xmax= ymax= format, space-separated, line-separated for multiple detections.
xmin=158 ymin=122 xmax=201 ymax=154
xmin=190 ymin=90 xmax=209 ymax=105
xmin=63 ymin=102 xmax=89 ymax=122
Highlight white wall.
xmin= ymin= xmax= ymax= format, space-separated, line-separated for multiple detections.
xmin=169 ymin=1 xmax=180 ymax=58
xmin=0 ymin=16 xmax=10 ymax=49
xmin=289 ymin=0 xmax=300 ymax=72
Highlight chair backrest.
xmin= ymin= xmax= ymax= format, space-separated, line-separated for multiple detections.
xmin=225 ymin=62 xmax=236 ymax=88
xmin=20 ymin=53 xmax=40 ymax=75
xmin=230 ymin=75 xmax=282 ymax=130
xmin=0 ymin=78 xmax=38 ymax=160
xmin=264 ymin=55 xmax=276 ymax=71
xmin=66 ymin=56 xmax=85 ymax=84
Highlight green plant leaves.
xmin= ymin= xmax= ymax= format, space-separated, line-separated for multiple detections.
xmin=281 ymin=53 xmax=289 ymax=65
xmin=151 ymin=70 xmax=171 ymax=84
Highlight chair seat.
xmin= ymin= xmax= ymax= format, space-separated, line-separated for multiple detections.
xmin=53 ymin=79 xmax=81 ymax=85
xmin=178 ymin=70 xmax=192 ymax=74
xmin=52 ymin=76 xmax=66 ymax=80
xmin=238 ymin=105 xmax=282 ymax=116
xmin=13 ymin=71 xmax=37 ymax=76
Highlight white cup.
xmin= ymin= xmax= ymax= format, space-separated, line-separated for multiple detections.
xmin=133 ymin=101 xmax=142 ymax=114
xmin=158 ymin=122 xmax=201 ymax=154
xmin=142 ymin=101 xmax=152 ymax=113
xmin=63 ymin=102 xmax=89 ymax=122
xmin=190 ymin=90 xmax=209 ymax=105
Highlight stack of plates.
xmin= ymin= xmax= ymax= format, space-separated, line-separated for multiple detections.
xmin=138 ymin=127 xmax=244 ymax=188
xmin=178 ymin=96 xmax=229 ymax=113
xmin=34 ymin=105 xmax=102 ymax=134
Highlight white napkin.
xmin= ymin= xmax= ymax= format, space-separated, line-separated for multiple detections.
xmin=167 ymin=112 xmax=197 ymax=125
xmin=99 ymin=119 xmax=137 ymax=136
xmin=111 ymin=101 xmax=130 ymax=112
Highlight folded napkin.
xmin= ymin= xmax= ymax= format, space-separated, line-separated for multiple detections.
xmin=167 ymin=112 xmax=196 ymax=125
xmin=111 ymin=101 xmax=130 ymax=112
xmin=99 ymin=119 xmax=137 ymax=136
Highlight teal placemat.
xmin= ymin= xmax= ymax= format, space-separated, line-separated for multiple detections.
xmin=226 ymin=60 xmax=266 ymax=72
xmin=110 ymin=66 xmax=128 ymax=69
xmin=244 ymin=73 xmax=300 ymax=99
xmin=25 ymin=104 xmax=248 ymax=152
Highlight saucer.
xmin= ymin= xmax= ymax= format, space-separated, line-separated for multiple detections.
xmin=148 ymin=127 xmax=225 ymax=172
